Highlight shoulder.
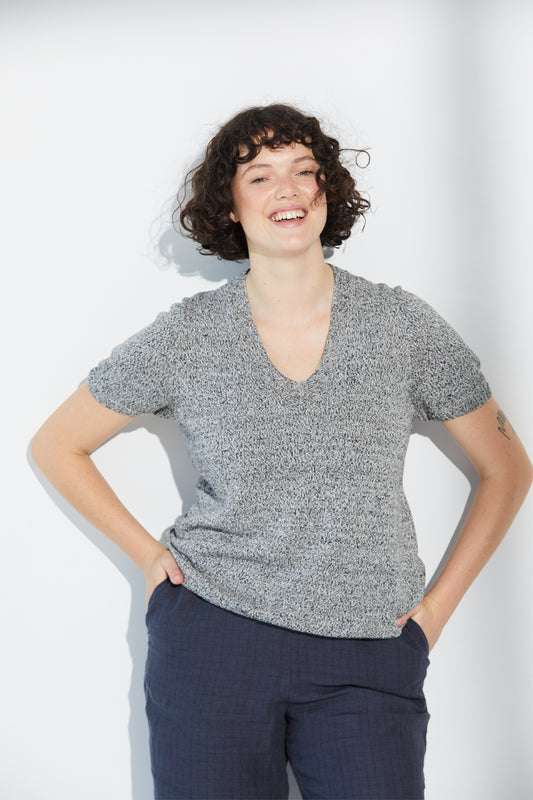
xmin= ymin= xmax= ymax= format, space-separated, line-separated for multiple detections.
xmin=337 ymin=266 xmax=439 ymax=325
xmin=336 ymin=266 xmax=412 ymax=328
xmin=180 ymin=274 xmax=239 ymax=321
xmin=338 ymin=265 xmax=400 ymax=302
xmin=146 ymin=275 xmax=239 ymax=339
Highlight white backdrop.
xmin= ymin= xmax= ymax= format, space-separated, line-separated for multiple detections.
xmin=2 ymin=1 xmax=533 ymax=798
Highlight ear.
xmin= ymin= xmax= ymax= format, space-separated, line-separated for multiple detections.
xmin=230 ymin=211 xmax=238 ymax=223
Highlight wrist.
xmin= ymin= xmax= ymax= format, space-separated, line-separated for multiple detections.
xmin=422 ymin=590 xmax=456 ymax=627
xmin=136 ymin=538 xmax=168 ymax=574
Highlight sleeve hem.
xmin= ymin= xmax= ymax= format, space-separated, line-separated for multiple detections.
xmin=426 ymin=386 xmax=493 ymax=422
xmin=87 ymin=372 xmax=141 ymax=417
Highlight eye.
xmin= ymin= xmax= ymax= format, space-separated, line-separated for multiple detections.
xmin=251 ymin=176 xmax=267 ymax=184
xmin=298 ymin=169 xmax=315 ymax=176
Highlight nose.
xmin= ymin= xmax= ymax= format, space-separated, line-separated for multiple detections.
xmin=275 ymin=173 xmax=299 ymax=198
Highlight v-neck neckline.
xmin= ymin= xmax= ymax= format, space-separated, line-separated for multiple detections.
xmin=236 ymin=263 xmax=340 ymax=386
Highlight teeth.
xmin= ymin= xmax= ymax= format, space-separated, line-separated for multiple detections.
xmin=271 ymin=210 xmax=306 ymax=221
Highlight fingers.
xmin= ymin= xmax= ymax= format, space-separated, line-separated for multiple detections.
xmin=161 ymin=551 xmax=184 ymax=584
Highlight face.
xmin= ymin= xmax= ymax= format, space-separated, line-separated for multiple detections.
xmin=230 ymin=141 xmax=327 ymax=260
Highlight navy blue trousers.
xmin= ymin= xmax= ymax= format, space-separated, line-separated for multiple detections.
xmin=144 ymin=580 xmax=430 ymax=800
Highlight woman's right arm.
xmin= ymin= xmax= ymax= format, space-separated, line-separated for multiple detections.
xmin=30 ymin=381 xmax=184 ymax=604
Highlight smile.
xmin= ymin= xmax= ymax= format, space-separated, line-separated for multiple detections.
xmin=269 ymin=208 xmax=307 ymax=222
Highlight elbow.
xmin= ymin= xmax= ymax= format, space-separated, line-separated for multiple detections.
xmin=29 ymin=424 xmax=65 ymax=473
xmin=485 ymin=454 xmax=533 ymax=505
xmin=514 ymin=446 xmax=533 ymax=497
xmin=514 ymin=465 xmax=533 ymax=511
xmin=521 ymin=456 xmax=533 ymax=497
xmin=30 ymin=421 xmax=93 ymax=475
xmin=478 ymin=442 xmax=533 ymax=499
xmin=29 ymin=428 xmax=51 ymax=472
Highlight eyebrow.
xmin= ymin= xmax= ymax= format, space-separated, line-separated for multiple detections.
xmin=241 ymin=155 xmax=317 ymax=177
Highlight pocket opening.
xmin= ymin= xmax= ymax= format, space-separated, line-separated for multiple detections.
xmin=406 ymin=617 xmax=430 ymax=653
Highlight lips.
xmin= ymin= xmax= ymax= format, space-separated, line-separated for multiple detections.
xmin=269 ymin=206 xmax=308 ymax=223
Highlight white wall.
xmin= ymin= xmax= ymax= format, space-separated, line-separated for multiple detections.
xmin=3 ymin=1 xmax=532 ymax=798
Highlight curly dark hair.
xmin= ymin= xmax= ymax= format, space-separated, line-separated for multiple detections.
xmin=175 ymin=103 xmax=370 ymax=262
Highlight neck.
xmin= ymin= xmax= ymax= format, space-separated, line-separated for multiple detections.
xmin=245 ymin=245 xmax=333 ymax=322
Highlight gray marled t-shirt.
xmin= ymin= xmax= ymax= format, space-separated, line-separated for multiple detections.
xmin=88 ymin=264 xmax=491 ymax=638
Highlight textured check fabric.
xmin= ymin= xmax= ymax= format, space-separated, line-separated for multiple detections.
xmin=145 ymin=581 xmax=430 ymax=800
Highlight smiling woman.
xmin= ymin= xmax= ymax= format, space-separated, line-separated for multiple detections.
xmin=177 ymin=103 xmax=370 ymax=260
xmin=30 ymin=102 xmax=532 ymax=800
xmin=229 ymin=142 xmax=328 ymax=263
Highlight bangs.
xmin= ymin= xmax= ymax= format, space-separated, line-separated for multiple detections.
xmin=218 ymin=104 xmax=323 ymax=168
xmin=234 ymin=126 xmax=315 ymax=166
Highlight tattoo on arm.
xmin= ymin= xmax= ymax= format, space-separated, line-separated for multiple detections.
xmin=496 ymin=408 xmax=514 ymax=440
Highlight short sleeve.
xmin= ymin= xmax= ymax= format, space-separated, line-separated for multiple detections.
xmin=398 ymin=288 xmax=492 ymax=422
xmin=87 ymin=302 xmax=184 ymax=418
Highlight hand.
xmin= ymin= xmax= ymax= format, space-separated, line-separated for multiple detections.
xmin=396 ymin=594 xmax=446 ymax=652
xmin=144 ymin=544 xmax=184 ymax=609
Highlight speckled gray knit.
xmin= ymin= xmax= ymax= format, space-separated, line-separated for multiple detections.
xmin=88 ymin=264 xmax=491 ymax=638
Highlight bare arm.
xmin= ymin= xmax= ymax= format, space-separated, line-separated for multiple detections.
xmin=30 ymin=381 xmax=183 ymax=604
xmin=396 ymin=396 xmax=533 ymax=650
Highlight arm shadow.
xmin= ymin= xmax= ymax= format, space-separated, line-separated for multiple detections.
xmin=27 ymin=413 xmax=199 ymax=800
xmin=410 ymin=419 xmax=480 ymax=593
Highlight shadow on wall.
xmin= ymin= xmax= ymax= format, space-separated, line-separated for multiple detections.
xmin=27 ymin=415 xmax=196 ymax=800
xmin=156 ymin=221 xmax=244 ymax=282
xmin=410 ymin=420 xmax=479 ymax=592
xmin=149 ymin=195 xmax=245 ymax=283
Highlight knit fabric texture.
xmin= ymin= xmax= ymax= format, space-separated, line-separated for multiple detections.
xmin=88 ymin=264 xmax=491 ymax=638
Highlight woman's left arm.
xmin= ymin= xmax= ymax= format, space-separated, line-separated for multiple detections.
xmin=396 ymin=396 xmax=533 ymax=650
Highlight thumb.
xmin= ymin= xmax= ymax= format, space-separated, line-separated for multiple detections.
xmin=162 ymin=552 xmax=184 ymax=584
xmin=396 ymin=603 xmax=422 ymax=628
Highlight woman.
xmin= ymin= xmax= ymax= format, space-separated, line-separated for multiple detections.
xmin=31 ymin=104 xmax=532 ymax=800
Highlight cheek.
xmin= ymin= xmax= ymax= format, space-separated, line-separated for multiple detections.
xmin=315 ymin=195 xmax=328 ymax=232
xmin=314 ymin=192 xmax=328 ymax=219
xmin=231 ymin=186 xmax=260 ymax=220
xmin=308 ymin=181 xmax=327 ymax=207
